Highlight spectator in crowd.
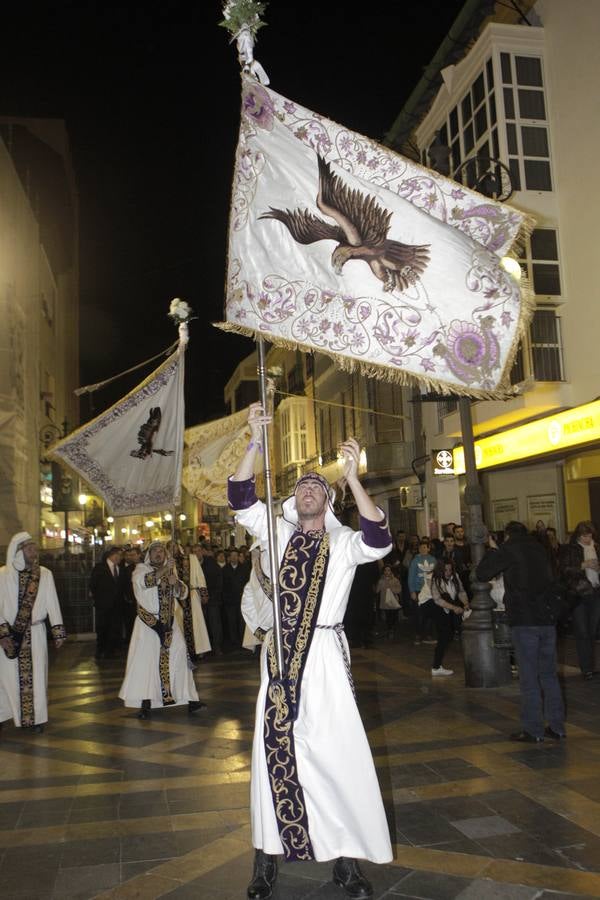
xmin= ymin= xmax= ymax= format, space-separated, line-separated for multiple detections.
xmin=198 ymin=542 xmax=224 ymax=655
xmin=430 ymin=560 xmax=469 ymax=676
xmin=559 ymin=521 xmax=600 ymax=679
xmin=376 ymin=564 xmax=402 ymax=639
xmin=89 ymin=546 xmax=124 ymax=659
xmin=122 ymin=546 xmax=142 ymax=644
xmin=222 ymin=548 xmax=248 ymax=648
xmin=345 ymin=561 xmax=379 ymax=649
xmin=477 ymin=521 xmax=565 ymax=742
xmin=452 ymin=524 xmax=472 ymax=595
xmin=408 ymin=539 xmax=437 ymax=645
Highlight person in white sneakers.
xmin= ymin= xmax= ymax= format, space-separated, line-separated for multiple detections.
xmin=430 ymin=560 xmax=469 ymax=676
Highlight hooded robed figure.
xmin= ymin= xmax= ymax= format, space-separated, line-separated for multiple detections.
xmin=0 ymin=532 xmax=66 ymax=730
xmin=229 ymin=403 xmax=393 ymax=900
xmin=119 ymin=540 xmax=204 ymax=717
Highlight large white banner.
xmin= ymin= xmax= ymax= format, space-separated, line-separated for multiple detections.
xmin=220 ymin=75 xmax=533 ymax=398
xmin=183 ymin=408 xmax=250 ymax=507
xmin=50 ymin=350 xmax=185 ymax=516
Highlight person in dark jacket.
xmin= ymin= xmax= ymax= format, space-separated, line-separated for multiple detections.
xmin=89 ymin=547 xmax=125 ymax=659
xmin=559 ymin=521 xmax=600 ymax=679
xmin=477 ymin=521 xmax=565 ymax=743
xmin=222 ymin=549 xmax=248 ymax=648
xmin=122 ymin=546 xmax=142 ymax=644
xmin=198 ymin=543 xmax=224 ymax=655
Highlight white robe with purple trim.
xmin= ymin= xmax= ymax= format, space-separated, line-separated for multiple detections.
xmin=119 ymin=563 xmax=198 ymax=709
xmin=0 ymin=534 xmax=65 ymax=727
xmin=234 ymin=489 xmax=393 ymax=864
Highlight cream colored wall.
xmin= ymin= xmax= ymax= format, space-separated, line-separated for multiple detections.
xmin=0 ymin=140 xmax=42 ymax=546
xmin=482 ymin=461 xmax=563 ymax=534
xmin=535 ymin=0 xmax=600 ymax=406
xmin=0 ymin=129 xmax=79 ymax=552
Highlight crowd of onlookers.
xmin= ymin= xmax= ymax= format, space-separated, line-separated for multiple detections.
xmin=62 ymin=516 xmax=600 ymax=683
xmin=345 ymin=519 xmax=600 ymax=679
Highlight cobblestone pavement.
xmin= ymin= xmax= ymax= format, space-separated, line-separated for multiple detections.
xmin=1 ymin=631 xmax=600 ymax=899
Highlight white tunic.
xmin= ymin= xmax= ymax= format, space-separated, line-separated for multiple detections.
xmin=119 ymin=563 xmax=198 ymax=708
xmin=235 ymin=496 xmax=393 ymax=864
xmin=186 ymin=553 xmax=211 ymax=654
xmin=0 ymin=534 xmax=65 ymax=727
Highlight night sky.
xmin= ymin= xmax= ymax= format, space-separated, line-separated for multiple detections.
xmin=2 ymin=0 xmax=466 ymax=424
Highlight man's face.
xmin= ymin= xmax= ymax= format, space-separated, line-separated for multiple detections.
xmin=229 ymin=550 xmax=239 ymax=566
xmin=149 ymin=545 xmax=166 ymax=567
xmin=444 ymin=536 xmax=455 ymax=552
xmin=580 ymin=532 xmax=593 ymax=546
xmin=419 ymin=542 xmax=429 ymax=555
xmin=454 ymin=526 xmax=465 ymax=541
xmin=22 ymin=541 xmax=38 ymax=566
xmin=396 ymin=531 xmax=406 ymax=544
xmin=295 ymin=479 xmax=328 ymax=519
xmin=110 ymin=550 xmax=123 ymax=565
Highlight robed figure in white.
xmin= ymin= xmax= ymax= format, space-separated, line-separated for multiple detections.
xmin=165 ymin=541 xmax=211 ymax=659
xmin=186 ymin=550 xmax=212 ymax=656
xmin=119 ymin=541 xmax=203 ymax=717
xmin=0 ymin=533 xmax=66 ymax=730
xmin=230 ymin=404 xmax=393 ymax=900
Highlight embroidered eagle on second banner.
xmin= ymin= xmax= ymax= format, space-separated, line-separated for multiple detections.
xmin=130 ymin=407 xmax=175 ymax=460
xmin=260 ymin=156 xmax=430 ymax=293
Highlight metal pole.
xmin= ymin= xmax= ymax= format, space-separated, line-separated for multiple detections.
xmin=257 ymin=337 xmax=285 ymax=678
xmin=459 ymin=398 xmax=511 ymax=687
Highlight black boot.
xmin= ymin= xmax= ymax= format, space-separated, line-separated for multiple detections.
xmin=138 ymin=700 xmax=151 ymax=720
xmin=332 ymin=857 xmax=373 ymax=899
xmin=188 ymin=700 xmax=207 ymax=714
xmin=247 ymin=849 xmax=277 ymax=899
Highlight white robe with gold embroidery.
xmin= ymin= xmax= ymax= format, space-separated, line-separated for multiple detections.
xmin=235 ymin=494 xmax=393 ymax=864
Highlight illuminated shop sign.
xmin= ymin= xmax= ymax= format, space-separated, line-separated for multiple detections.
xmin=453 ymin=399 xmax=600 ymax=474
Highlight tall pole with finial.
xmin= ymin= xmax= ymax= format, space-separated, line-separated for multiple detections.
xmin=221 ymin=1 xmax=284 ymax=678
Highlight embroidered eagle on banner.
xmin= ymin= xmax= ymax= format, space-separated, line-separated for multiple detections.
xmin=260 ymin=156 xmax=430 ymax=293
xmin=130 ymin=407 xmax=175 ymax=460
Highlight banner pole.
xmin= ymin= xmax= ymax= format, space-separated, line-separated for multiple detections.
xmin=257 ymin=336 xmax=285 ymax=679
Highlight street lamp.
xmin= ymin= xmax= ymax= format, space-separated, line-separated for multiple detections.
xmin=39 ymin=419 xmax=70 ymax=555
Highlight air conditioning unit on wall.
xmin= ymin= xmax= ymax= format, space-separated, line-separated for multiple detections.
xmin=400 ymin=485 xmax=424 ymax=509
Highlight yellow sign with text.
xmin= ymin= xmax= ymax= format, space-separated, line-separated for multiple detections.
xmin=453 ymin=399 xmax=600 ymax=475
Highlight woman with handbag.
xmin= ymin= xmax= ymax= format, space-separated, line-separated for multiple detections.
xmin=430 ymin=560 xmax=470 ymax=676
xmin=376 ymin=565 xmax=402 ymax=639
xmin=559 ymin=521 xmax=600 ymax=679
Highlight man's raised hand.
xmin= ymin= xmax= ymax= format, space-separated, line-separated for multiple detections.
xmin=339 ymin=437 xmax=360 ymax=482
xmin=248 ymin=402 xmax=272 ymax=443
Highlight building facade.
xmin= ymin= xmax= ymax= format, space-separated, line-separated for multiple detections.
xmin=0 ymin=119 xmax=79 ymax=556
xmin=387 ymin=0 xmax=600 ymax=538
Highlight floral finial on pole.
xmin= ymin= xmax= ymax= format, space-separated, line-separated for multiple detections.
xmin=169 ymin=298 xmax=195 ymax=349
xmin=220 ymin=0 xmax=269 ymax=85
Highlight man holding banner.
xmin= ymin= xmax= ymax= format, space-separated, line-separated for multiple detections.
xmin=229 ymin=403 xmax=392 ymax=900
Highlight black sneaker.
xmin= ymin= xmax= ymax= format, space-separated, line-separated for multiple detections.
xmin=188 ymin=700 xmax=207 ymax=714
xmin=544 ymin=726 xmax=566 ymax=740
xmin=510 ymin=730 xmax=543 ymax=743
